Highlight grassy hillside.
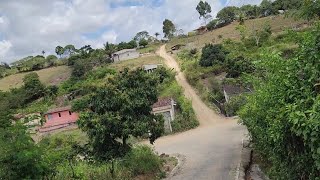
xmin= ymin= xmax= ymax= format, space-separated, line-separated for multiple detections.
xmin=167 ymin=15 xmax=306 ymax=49
xmin=109 ymin=54 xmax=164 ymax=71
xmin=0 ymin=66 xmax=71 ymax=91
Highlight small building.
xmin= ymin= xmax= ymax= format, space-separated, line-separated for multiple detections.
xmin=194 ymin=26 xmax=208 ymax=35
xmin=112 ymin=49 xmax=140 ymax=62
xmin=152 ymin=97 xmax=175 ymax=133
xmin=39 ymin=106 xmax=79 ymax=133
xmin=143 ymin=64 xmax=162 ymax=73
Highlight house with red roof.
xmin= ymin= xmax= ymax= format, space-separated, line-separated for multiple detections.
xmin=39 ymin=106 xmax=79 ymax=133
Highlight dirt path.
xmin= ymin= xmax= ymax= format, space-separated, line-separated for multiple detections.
xmin=149 ymin=45 xmax=246 ymax=180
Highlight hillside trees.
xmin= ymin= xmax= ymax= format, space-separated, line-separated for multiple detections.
xmin=55 ymin=46 xmax=64 ymax=58
xmin=163 ymin=19 xmax=176 ymax=39
xmin=134 ymin=31 xmax=150 ymax=42
xmin=199 ymin=44 xmax=228 ymax=67
xmin=300 ymin=0 xmax=320 ymax=21
xmin=0 ymin=124 xmax=49 ymax=179
xmin=240 ymin=24 xmax=320 ymax=179
xmin=216 ymin=6 xmax=239 ymax=24
xmin=23 ymin=72 xmax=45 ymax=103
xmin=196 ymin=0 xmax=212 ymax=25
xmin=139 ymin=39 xmax=148 ymax=48
xmin=72 ymin=68 xmax=164 ymax=160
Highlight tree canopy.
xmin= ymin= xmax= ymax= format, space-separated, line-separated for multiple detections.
xmin=163 ymin=19 xmax=176 ymax=39
xmin=72 ymin=68 xmax=164 ymax=160
xmin=196 ymin=1 xmax=212 ymax=24
xmin=240 ymin=24 xmax=320 ymax=179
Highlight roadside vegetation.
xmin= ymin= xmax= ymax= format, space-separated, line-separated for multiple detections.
xmin=1 ymin=0 xmax=320 ymax=179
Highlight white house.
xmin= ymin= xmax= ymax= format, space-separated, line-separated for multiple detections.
xmin=112 ymin=49 xmax=140 ymax=62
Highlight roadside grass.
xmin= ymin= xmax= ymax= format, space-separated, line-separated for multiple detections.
xmin=160 ymin=79 xmax=199 ymax=133
xmin=167 ymin=15 xmax=305 ymax=50
xmin=137 ymin=43 xmax=162 ymax=54
xmin=109 ymin=55 xmax=164 ymax=71
xmin=0 ymin=66 xmax=71 ymax=91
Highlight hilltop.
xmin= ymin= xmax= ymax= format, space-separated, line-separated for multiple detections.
xmin=168 ymin=15 xmax=306 ymax=49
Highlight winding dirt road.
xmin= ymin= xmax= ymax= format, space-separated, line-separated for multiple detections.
xmin=150 ymin=45 xmax=246 ymax=180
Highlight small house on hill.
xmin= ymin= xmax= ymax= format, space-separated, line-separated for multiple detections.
xmin=152 ymin=97 xmax=175 ymax=133
xmin=39 ymin=106 xmax=79 ymax=133
xmin=194 ymin=26 xmax=208 ymax=34
xmin=143 ymin=64 xmax=162 ymax=73
xmin=112 ymin=49 xmax=140 ymax=62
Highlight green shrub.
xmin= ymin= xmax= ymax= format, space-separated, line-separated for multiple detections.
xmin=123 ymin=145 xmax=162 ymax=176
xmin=224 ymin=95 xmax=247 ymax=117
xmin=199 ymin=44 xmax=227 ymax=67
xmin=172 ymin=96 xmax=199 ymax=132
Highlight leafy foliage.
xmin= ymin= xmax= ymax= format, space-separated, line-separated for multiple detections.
xmin=163 ymin=19 xmax=176 ymax=39
xmin=0 ymin=123 xmax=49 ymax=179
xmin=23 ymin=72 xmax=45 ymax=103
xmin=72 ymin=68 xmax=164 ymax=160
xmin=196 ymin=1 xmax=212 ymax=24
xmin=199 ymin=44 xmax=228 ymax=67
xmin=239 ymin=25 xmax=320 ymax=179
xmin=139 ymin=39 xmax=148 ymax=48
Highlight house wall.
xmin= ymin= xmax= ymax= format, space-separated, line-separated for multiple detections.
xmin=114 ymin=51 xmax=140 ymax=62
xmin=44 ymin=110 xmax=79 ymax=126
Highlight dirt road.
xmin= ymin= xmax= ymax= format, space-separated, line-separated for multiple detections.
xmin=150 ymin=45 xmax=246 ymax=180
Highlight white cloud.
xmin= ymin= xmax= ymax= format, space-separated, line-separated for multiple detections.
xmin=0 ymin=0 xmax=261 ymax=63
xmin=0 ymin=40 xmax=12 ymax=57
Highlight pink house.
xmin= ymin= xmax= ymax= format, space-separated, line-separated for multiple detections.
xmin=39 ymin=106 xmax=79 ymax=133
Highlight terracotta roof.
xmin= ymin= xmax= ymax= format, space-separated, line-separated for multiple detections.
xmin=45 ymin=106 xmax=72 ymax=114
xmin=153 ymin=97 xmax=172 ymax=108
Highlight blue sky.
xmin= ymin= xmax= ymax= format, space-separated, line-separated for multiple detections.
xmin=0 ymin=0 xmax=262 ymax=63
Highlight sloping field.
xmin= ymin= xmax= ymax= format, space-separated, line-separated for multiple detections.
xmin=109 ymin=54 xmax=164 ymax=71
xmin=168 ymin=15 xmax=306 ymax=49
xmin=0 ymin=66 xmax=72 ymax=91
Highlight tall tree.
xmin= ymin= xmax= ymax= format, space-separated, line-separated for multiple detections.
xmin=134 ymin=31 xmax=150 ymax=42
xmin=196 ymin=0 xmax=212 ymax=25
xmin=72 ymin=68 xmax=164 ymax=160
xmin=23 ymin=72 xmax=45 ymax=103
xmin=260 ymin=0 xmax=276 ymax=16
xmin=216 ymin=6 xmax=239 ymax=23
xmin=162 ymin=19 xmax=176 ymax=39
xmin=104 ymin=42 xmax=117 ymax=58
xmin=41 ymin=50 xmax=45 ymax=56
xmin=55 ymin=46 xmax=64 ymax=58
xmin=64 ymin=44 xmax=76 ymax=56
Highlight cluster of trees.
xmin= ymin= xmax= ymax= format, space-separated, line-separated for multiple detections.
xmin=240 ymin=24 xmax=320 ymax=179
xmin=205 ymin=0 xmax=310 ymax=31
xmin=10 ymin=55 xmax=59 ymax=73
xmin=0 ymin=66 xmax=169 ymax=178
xmin=72 ymin=68 xmax=168 ymax=160
xmin=0 ymin=62 xmax=11 ymax=78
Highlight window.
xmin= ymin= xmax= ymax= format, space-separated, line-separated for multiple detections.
xmin=48 ymin=114 xmax=52 ymax=120
xmin=58 ymin=113 xmax=61 ymax=117
xmin=69 ymin=111 xmax=72 ymax=115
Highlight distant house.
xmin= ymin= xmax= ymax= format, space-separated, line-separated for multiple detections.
xmin=152 ymin=97 xmax=176 ymax=133
xmin=39 ymin=106 xmax=79 ymax=133
xmin=143 ymin=64 xmax=162 ymax=73
xmin=194 ymin=26 xmax=208 ymax=34
xmin=112 ymin=49 xmax=140 ymax=62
